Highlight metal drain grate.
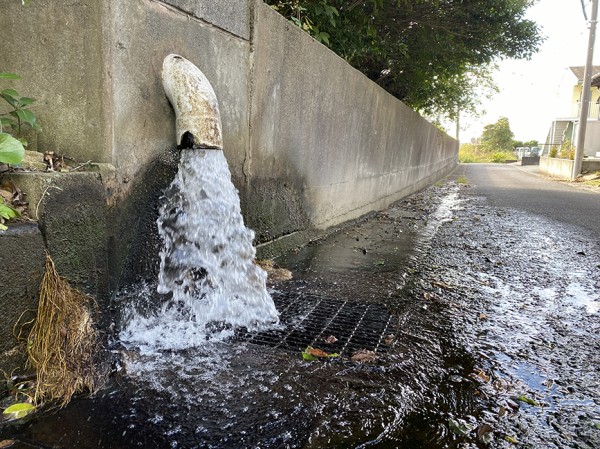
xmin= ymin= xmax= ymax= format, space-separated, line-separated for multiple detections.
xmin=235 ymin=292 xmax=398 ymax=356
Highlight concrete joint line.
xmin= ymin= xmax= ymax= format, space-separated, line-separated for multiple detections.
xmin=150 ymin=0 xmax=251 ymax=42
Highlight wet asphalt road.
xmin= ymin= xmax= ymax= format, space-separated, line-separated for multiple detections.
xmin=457 ymin=163 xmax=600 ymax=236
xmin=436 ymin=163 xmax=600 ymax=448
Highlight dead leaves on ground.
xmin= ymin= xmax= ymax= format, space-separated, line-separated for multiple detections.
xmin=301 ymin=346 xmax=339 ymax=361
xmin=0 ymin=179 xmax=29 ymax=229
xmin=324 ymin=335 xmax=338 ymax=344
xmin=254 ymin=259 xmax=293 ymax=282
xmin=350 ymin=349 xmax=377 ymax=363
xmin=300 ymin=345 xmax=380 ymax=363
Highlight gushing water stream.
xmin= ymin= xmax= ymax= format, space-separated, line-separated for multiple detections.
xmin=120 ymin=150 xmax=279 ymax=351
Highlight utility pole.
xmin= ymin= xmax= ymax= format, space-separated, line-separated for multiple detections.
xmin=455 ymin=109 xmax=460 ymax=141
xmin=573 ymin=0 xmax=599 ymax=181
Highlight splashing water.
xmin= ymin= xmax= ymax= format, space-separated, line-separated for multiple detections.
xmin=120 ymin=150 xmax=279 ymax=351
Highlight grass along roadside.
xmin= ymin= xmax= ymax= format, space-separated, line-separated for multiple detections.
xmin=459 ymin=146 xmax=514 ymax=164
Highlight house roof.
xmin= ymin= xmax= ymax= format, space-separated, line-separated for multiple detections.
xmin=569 ymin=65 xmax=600 ymax=82
xmin=592 ymin=71 xmax=600 ymax=87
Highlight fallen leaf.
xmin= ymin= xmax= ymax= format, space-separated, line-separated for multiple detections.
xmin=504 ymin=435 xmax=518 ymax=444
xmin=471 ymin=369 xmax=490 ymax=383
xmin=307 ymin=347 xmax=330 ymax=357
xmin=324 ymin=335 xmax=338 ymax=344
xmin=350 ymin=349 xmax=377 ymax=362
xmin=301 ymin=346 xmax=339 ymax=361
xmin=478 ymin=313 xmax=488 ymax=320
xmin=431 ymin=280 xmax=455 ymax=290
xmin=516 ymin=395 xmax=538 ymax=406
xmin=477 ymin=424 xmax=493 ymax=444
xmin=448 ymin=418 xmax=474 ymax=436
xmin=0 ymin=440 xmax=15 ymax=448
xmin=3 ymin=402 xmax=35 ymax=419
xmin=384 ymin=334 xmax=395 ymax=345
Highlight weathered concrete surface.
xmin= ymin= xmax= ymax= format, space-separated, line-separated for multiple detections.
xmin=539 ymin=156 xmax=600 ymax=179
xmin=0 ymin=223 xmax=45 ymax=374
xmin=1 ymin=0 xmax=457 ymax=289
xmin=109 ymin=150 xmax=180 ymax=288
xmin=0 ymin=172 xmax=109 ymax=309
xmin=0 ymin=0 xmax=111 ymax=162
xmin=540 ymin=156 xmax=574 ymax=179
xmin=247 ymin=3 xmax=457 ymax=233
xmin=160 ymin=0 xmax=252 ymax=40
xmin=107 ymin=0 xmax=250 ymax=195
xmin=582 ymin=158 xmax=600 ymax=172
xmin=35 ymin=174 xmax=109 ymax=301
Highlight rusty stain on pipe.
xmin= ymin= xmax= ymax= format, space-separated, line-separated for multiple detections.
xmin=162 ymin=54 xmax=223 ymax=150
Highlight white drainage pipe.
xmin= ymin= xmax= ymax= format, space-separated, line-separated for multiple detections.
xmin=161 ymin=54 xmax=223 ymax=150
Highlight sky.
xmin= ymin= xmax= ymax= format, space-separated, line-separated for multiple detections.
xmin=460 ymin=0 xmax=599 ymax=144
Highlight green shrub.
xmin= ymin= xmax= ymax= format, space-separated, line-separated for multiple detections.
xmin=559 ymin=139 xmax=574 ymax=160
xmin=491 ymin=152 xmax=507 ymax=163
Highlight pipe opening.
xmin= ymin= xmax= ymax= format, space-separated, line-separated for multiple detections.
xmin=162 ymin=54 xmax=223 ymax=151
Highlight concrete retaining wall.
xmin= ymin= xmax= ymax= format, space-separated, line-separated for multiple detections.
xmin=540 ymin=156 xmax=600 ymax=179
xmin=2 ymin=0 xmax=457 ymax=238
xmin=1 ymin=0 xmax=457 ymax=281
xmin=540 ymin=157 xmax=574 ymax=179
xmin=249 ymin=5 xmax=456 ymax=234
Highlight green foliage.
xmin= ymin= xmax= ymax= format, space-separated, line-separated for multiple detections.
xmin=459 ymin=142 xmax=512 ymax=163
xmin=265 ymin=0 xmax=541 ymax=119
xmin=2 ymin=402 xmax=35 ymax=419
xmin=559 ymin=139 xmax=575 ymax=160
xmin=480 ymin=117 xmax=514 ymax=153
xmin=491 ymin=151 xmax=508 ymax=163
xmin=512 ymin=139 xmax=538 ymax=148
xmin=549 ymin=146 xmax=558 ymax=158
xmin=458 ymin=143 xmax=480 ymax=163
xmin=0 ymin=132 xmax=25 ymax=164
xmin=0 ymin=72 xmax=40 ymax=166
xmin=0 ymin=197 xmax=21 ymax=231
xmin=270 ymin=0 xmax=339 ymax=44
xmin=1 ymin=73 xmax=42 ymax=137
xmin=523 ymin=139 xmax=539 ymax=147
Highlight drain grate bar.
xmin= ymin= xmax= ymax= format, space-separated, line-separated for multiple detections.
xmin=235 ymin=292 xmax=398 ymax=356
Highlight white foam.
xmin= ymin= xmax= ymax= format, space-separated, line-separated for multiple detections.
xmin=120 ymin=150 xmax=279 ymax=351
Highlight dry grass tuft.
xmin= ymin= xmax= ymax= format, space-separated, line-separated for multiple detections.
xmin=25 ymin=254 xmax=100 ymax=407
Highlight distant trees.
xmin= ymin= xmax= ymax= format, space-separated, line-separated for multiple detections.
xmin=513 ymin=139 xmax=540 ymax=148
xmin=265 ymin=0 xmax=541 ymax=120
xmin=480 ymin=117 xmax=514 ymax=153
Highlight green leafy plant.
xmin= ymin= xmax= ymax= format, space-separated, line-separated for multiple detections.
xmin=270 ymin=0 xmax=338 ymax=44
xmin=549 ymin=146 xmax=558 ymax=158
xmin=0 ymin=72 xmax=41 ymax=165
xmin=1 ymin=73 xmax=41 ymax=137
xmin=0 ymin=198 xmax=21 ymax=231
xmin=0 ymin=132 xmax=25 ymax=164
xmin=0 ymin=71 xmax=40 ymax=230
